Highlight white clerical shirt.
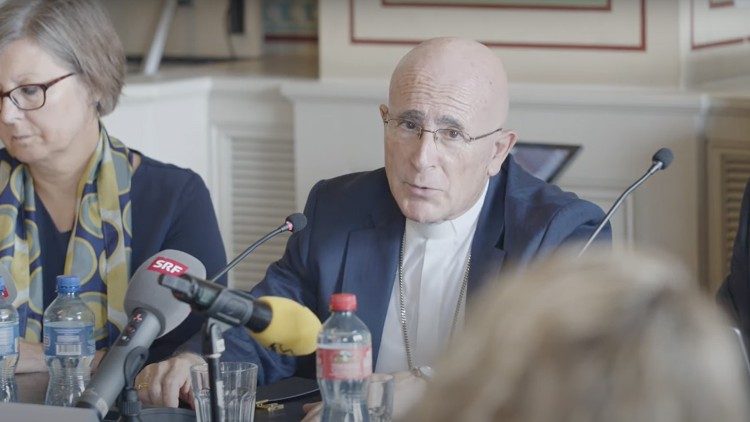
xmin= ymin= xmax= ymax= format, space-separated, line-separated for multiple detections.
xmin=375 ymin=182 xmax=489 ymax=373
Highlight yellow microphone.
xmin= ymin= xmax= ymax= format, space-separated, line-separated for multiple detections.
xmin=159 ymin=271 xmax=322 ymax=356
xmin=248 ymin=296 xmax=321 ymax=356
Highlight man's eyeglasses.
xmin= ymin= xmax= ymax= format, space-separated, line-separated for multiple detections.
xmin=383 ymin=116 xmax=503 ymax=147
xmin=0 ymin=73 xmax=75 ymax=112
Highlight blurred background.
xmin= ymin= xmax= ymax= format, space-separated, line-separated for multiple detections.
xmin=94 ymin=0 xmax=750 ymax=294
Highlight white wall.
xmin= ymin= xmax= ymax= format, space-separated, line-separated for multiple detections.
xmin=102 ymin=0 xmax=263 ymax=59
xmin=683 ymin=0 xmax=750 ymax=85
xmin=319 ymin=0 xmax=750 ymax=88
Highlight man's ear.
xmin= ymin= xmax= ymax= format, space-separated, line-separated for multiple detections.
xmin=379 ymin=104 xmax=389 ymax=121
xmin=487 ymin=131 xmax=517 ymax=177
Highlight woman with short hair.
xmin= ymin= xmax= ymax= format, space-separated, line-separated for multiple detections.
xmin=0 ymin=0 xmax=226 ymax=401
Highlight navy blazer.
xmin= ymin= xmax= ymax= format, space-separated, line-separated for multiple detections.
xmin=242 ymin=156 xmax=609 ymax=384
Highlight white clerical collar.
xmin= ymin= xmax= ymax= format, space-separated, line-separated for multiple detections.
xmin=406 ymin=181 xmax=489 ymax=240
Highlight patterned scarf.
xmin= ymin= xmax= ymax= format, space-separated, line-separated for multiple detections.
xmin=0 ymin=125 xmax=133 ymax=349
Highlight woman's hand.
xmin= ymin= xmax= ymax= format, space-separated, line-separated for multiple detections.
xmin=16 ymin=339 xmax=47 ymax=373
xmin=135 ymin=352 xmax=206 ymax=408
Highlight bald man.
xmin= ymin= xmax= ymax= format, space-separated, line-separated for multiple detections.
xmin=137 ymin=38 xmax=609 ymax=411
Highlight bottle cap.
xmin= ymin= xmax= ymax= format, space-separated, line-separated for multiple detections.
xmin=330 ymin=293 xmax=357 ymax=312
xmin=56 ymin=275 xmax=81 ymax=294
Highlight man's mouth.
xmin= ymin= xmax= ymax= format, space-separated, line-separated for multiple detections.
xmin=405 ymin=182 xmax=439 ymax=195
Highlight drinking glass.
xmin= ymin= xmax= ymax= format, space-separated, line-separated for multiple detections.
xmin=190 ymin=362 xmax=257 ymax=422
xmin=368 ymin=373 xmax=394 ymax=422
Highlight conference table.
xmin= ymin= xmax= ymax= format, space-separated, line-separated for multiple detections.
xmin=15 ymin=372 xmax=318 ymax=421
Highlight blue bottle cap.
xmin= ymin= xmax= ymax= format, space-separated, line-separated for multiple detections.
xmin=56 ymin=275 xmax=80 ymax=293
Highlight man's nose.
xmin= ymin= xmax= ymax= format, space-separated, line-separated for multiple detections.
xmin=410 ymin=129 xmax=440 ymax=170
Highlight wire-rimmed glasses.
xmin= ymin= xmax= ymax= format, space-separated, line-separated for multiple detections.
xmin=383 ymin=116 xmax=503 ymax=147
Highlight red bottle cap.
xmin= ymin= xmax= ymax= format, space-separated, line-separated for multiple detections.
xmin=330 ymin=293 xmax=357 ymax=312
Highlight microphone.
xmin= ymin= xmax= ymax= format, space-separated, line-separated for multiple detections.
xmin=0 ymin=263 xmax=17 ymax=302
xmin=210 ymin=213 xmax=306 ymax=282
xmin=578 ymin=148 xmax=674 ymax=257
xmin=159 ymin=273 xmax=320 ymax=356
xmin=76 ymin=250 xmax=202 ymax=419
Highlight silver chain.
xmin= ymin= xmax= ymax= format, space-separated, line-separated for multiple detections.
xmin=398 ymin=231 xmax=471 ymax=371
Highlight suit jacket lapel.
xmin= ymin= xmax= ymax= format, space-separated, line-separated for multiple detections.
xmin=341 ymin=192 xmax=403 ymax=365
xmin=468 ymin=168 xmax=507 ymax=298
xmin=338 ymin=165 xmax=508 ymax=361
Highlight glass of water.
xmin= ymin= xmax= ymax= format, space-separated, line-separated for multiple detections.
xmin=368 ymin=373 xmax=394 ymax=422
xmin=190 ymin=362 xmax=258 ymax=422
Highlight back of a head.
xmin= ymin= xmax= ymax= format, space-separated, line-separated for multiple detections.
xmin=0 ymin=0 xmax=125 ymax=116
xmin=407 ymin=250 xmax=748 ymax=422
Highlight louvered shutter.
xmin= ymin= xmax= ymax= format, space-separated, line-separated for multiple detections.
xmin=229 ymin=135 xmax=296 ymax=291
xmin=708 ymin=146 xmax=750 ymax=293
xmin=722 ymin=155 xmax=750 ymax=271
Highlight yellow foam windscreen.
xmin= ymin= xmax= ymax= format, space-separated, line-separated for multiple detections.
xmin=249 ymin=296 xmax=321 ymax=356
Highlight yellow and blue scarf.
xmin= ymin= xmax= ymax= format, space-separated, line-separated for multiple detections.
xmin=0 ymin=126 xmax=133 ymax=349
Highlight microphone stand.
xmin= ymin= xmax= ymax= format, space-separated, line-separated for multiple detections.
xmin=209 ymin=223 xmax=289 ymax=282
xmin=203 ymin=318 xmax=226 ymax=422
xmin=118 ymin=347 xmax=149 ymax=422
xmin=578 ymin=161 xmax=664 ymax=257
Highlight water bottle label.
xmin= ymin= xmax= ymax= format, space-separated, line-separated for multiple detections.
xmin=44 ymin=325 xmax=95 ymax=357
xmin=0 ymin=323 xmax=18 ymax=356
xmin=316 ymin=345 xmax=372 ymax=380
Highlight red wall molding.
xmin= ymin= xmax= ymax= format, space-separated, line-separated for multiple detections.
xmin=380 ymin=0 xmax=612 ymax=12
xmin=349 ymin=0 xmax=646 ymax=51
xmin=691 ymin=0 xmax=748 ymax=50
xmin=709 ymin=0 xmax=734 ymax=8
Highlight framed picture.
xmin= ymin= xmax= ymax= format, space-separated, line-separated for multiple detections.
xmin=511 ymin=142 xmax=581 ymax=183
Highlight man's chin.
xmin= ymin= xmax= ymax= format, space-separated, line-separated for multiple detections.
xmin=400 ymin=205 xmax=447 ymax=224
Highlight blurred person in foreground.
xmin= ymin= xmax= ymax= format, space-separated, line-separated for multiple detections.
xmin=0 ymin=0 xmax=250 ymax=407
xmin=406 ymin=250 xmax=748 ymax=422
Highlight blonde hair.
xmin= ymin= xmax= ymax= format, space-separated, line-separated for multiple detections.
xmin=407 ymin=250 xmax=748 ymax=422
xmin=0 ymin=0 xmax=125 ymax=116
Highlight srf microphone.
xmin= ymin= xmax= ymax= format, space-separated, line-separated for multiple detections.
xmin=159 ymin=273 xmax=320 ymax=356
xmin=76 ymin=250 xmax=202 ymax=420
xmin=210 ymin=213 xmax=307 ymax=282
xmin=0 ymin=263 xmax=17 ymax=302
xmin=578 ymin=148 xmax=674 ymax=256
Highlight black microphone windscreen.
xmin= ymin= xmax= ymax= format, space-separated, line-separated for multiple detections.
xmin=653 ymin=148 xmax=674 ymax=170
xmin=124 ymin=250 xmax=205 ymax=337
xmin=286 ymin=213 xmax=307 ymax=233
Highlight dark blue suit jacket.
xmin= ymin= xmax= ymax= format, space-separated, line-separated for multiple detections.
xmin=238 ymin=156 xmax=609 ymax=384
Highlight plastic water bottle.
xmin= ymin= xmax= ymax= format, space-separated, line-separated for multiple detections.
xmin=317 ymin=293 xmax=372 ymax=422
xmin=0 ymin=275 xmax=19 ymax=403
xmin=43 ymin=275 xmax=95 ymax=407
